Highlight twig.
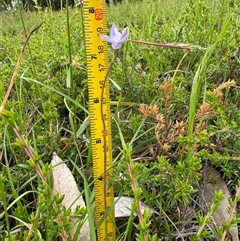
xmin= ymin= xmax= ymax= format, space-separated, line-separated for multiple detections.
xmin=129 ymin=39 xmax=206 ymax=51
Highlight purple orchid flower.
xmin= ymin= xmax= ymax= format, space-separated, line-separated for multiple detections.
xmin=100 ymin=24 xmax=129 ymax=49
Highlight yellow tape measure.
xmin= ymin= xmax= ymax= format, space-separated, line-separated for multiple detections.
xmin=83 ymin=1 xmax=115 ymax=240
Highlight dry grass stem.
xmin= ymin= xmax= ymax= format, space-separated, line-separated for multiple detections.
xmin=0 ymin=23 xmax=42 ymax=114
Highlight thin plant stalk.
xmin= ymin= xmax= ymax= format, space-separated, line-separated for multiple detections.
xmin=0 ymin=24 xmax=42 ymax=113
xmin=219 ymin=184 xmax=240 ymax=241
xmin=12 ymin=124 xmax=69 ymax=240
xmin=100 ymin=49 xmax=119 ymax=237
xmin=114 ymin=119 xmax=150 ymax=240
xmin=16 ymin=0 xmax=42 ymax=97
xmin=128 ymin=160 xmax=148 ymax=241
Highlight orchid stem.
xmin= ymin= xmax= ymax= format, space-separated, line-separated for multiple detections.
xmin=100 ymin=49 xmax=119 ymax=236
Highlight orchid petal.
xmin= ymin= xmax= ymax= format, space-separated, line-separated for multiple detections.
xmin=112 ymin=42 xmax=122 ymax=49
xmin=119 ymin=27 xmax=129 ymax=42
xmin=100 ymin=34 xmax=114 ymax=43
xmin=115 ymin=31 xmax=123 ymax=41
xmin=110 ymin=24 xmax=118 ymax=39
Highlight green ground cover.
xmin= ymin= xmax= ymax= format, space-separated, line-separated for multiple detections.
xmin=1 ymin=0 xmax=240 ymax=240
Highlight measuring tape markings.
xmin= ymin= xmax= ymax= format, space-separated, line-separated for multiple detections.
xmin=83 ymin=0 xmax=115 ymax=240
